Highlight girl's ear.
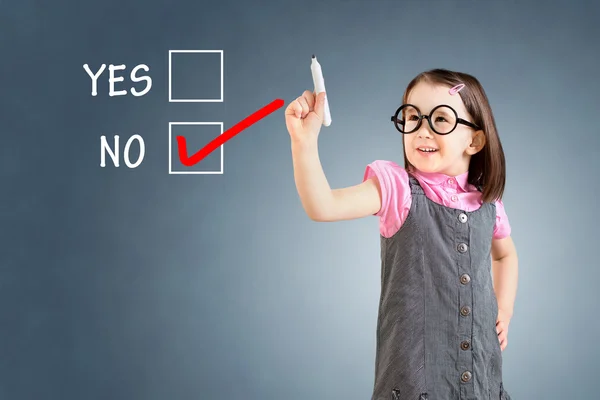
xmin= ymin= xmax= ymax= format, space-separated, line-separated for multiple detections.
xmin=466 ymin=130 xmax=486 ymax=155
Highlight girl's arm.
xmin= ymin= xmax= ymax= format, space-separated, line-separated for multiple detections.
xmin=491 ymin=236 xmax=519 ymax=320
xmin=291 ymin=139 xmax=382 ymax=222
xmin=286 ymin=90 xmax=382 ymax=222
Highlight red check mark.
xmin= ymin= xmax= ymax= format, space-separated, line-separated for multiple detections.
xmin=176 ymin=98 xmax=284 ymax=167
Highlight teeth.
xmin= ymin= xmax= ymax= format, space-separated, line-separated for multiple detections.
xmin=419 ymin=148 xmax=437 ymax=152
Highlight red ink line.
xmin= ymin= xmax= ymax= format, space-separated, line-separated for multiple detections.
xmin=176 ymin=99 xmax=285 ymax=167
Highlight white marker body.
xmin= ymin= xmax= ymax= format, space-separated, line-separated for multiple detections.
xmin=310 ymin=57 xmax=331 ymax=127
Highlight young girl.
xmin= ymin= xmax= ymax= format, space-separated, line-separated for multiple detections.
xmin=285 ymin=69 xmax=518 ymax=400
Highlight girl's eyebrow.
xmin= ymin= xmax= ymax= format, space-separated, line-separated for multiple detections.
xmin=417 ymin=105 xmax=452 ymax=114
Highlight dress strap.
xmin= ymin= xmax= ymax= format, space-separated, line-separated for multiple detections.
xmin=408 ymin=174 xmax=424 ymax=195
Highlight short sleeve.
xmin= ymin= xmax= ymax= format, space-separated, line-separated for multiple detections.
xmin=363 ymin=160 xmax=412 ymax=238
xmin=493 ymin=199 xmax=511 ymax=239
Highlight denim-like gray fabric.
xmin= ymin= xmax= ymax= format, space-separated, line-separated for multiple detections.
xmin=372 ymin=176 xmax=511 ymax=400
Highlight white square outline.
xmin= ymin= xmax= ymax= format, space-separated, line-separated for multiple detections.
xmin=168 ymin=50 xmax=224 ymax=102
xmin=168 ymin=122 xmax=224 ymax=175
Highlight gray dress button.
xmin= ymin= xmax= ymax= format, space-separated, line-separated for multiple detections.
xmin=460 ymin=274 xmax=471 ymax=285
xmin=458 ymin=243 xmax=468 ymax=253
xmin=460 ymin=306 xmax=471 ymax=316
xmin=458 ymin=213 xmax=468 ymax=223
xmin=461 ymin=371 xmax=472 ymax=382
xmin=460 ymin=340 xmax=471 ymax=350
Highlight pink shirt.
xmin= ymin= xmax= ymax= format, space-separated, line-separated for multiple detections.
xmin=363 ymin=160 xmax=511 ymax=239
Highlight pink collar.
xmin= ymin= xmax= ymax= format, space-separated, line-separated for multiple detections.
xmin=411 ymin=169 xmax=473 ymax=192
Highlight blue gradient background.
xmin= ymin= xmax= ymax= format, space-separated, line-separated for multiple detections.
xmin=2 ymin=0 xmax=599 ymax=399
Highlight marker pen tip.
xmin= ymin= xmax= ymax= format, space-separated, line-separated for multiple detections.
xmin=312 ymin=54 xmax=315 ymax=59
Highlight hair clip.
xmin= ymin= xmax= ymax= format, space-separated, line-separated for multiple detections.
xmin=449 ymin=83 xmax=465 ymax=95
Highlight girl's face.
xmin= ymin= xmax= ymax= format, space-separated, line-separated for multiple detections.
xmin=403 ymin=81 xmax=484 ymax=176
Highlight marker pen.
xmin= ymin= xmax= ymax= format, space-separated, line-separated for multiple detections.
xmin=310 ymin=55 xmax=332 ymax=127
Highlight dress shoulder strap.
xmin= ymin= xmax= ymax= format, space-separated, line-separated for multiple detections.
xmin=407 ymin=173 xmax=424 ymax=195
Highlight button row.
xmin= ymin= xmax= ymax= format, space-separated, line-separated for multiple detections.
xmin=456 ymin=215 xmax=472 ymax=386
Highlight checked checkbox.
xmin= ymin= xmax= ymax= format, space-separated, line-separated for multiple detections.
xmin=168 ymin=122 xmax=224 ymax=174
xmin=168 ymin=100 xmax=284 ymax=175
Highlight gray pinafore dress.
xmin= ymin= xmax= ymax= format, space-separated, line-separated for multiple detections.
xmin=371 ymin=176 xmax=511 ymax=400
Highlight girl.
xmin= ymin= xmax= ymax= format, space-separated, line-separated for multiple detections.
xmin=285 ymin=69 xmax=518 ymax=400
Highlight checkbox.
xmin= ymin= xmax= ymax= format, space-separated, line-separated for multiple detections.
xmin=168 ymin=50 xmax=223 ymax=102
xmin=168 ymin=122 xmax=224 ymax=174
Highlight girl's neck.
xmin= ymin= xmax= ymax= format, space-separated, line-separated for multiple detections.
xmin=410 ymin=168 xmax=469 ymax=179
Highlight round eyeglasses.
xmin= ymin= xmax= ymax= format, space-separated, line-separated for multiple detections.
xmin=390 ymin=104 xmax=480 ymax=135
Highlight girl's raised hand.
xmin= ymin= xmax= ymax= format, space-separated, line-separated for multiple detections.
xmin=285 ymin=90 xmax=326 ymax=145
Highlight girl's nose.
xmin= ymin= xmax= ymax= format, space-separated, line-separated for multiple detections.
xmin=417 ymin=120 xmax=434 ymax=138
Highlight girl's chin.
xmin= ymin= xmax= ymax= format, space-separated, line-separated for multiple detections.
xmin=408 ymin=158 xmax=441 ymax=173
xmin=414 ymin=166 xmax=440 ymax=174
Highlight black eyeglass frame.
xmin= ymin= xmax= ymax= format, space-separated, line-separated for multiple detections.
xmin=390 ymin=104 xmax=481 ymax=135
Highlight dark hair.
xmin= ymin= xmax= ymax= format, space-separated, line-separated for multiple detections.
xmin=401 ymin=69 xmax=506 ymax=203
